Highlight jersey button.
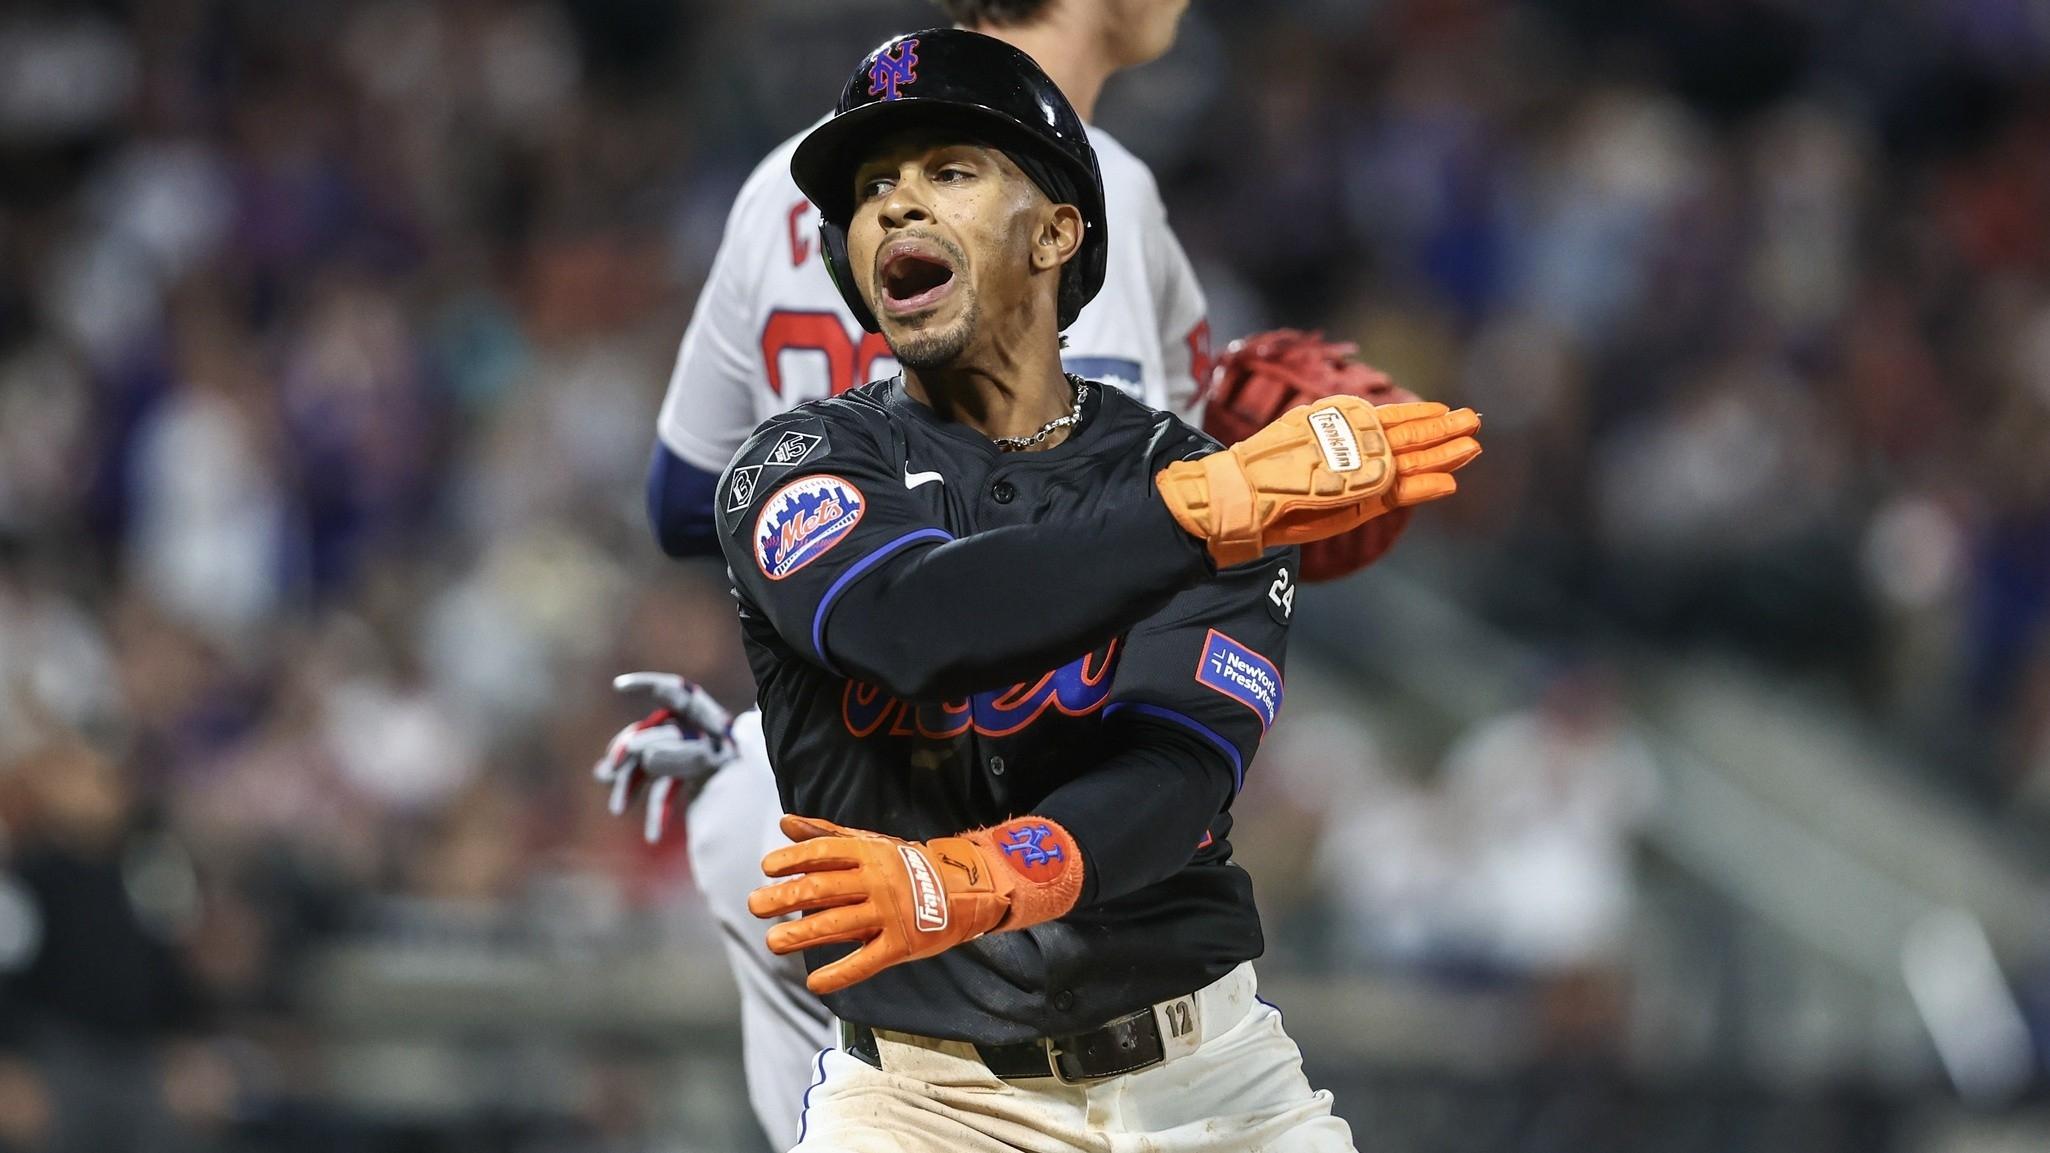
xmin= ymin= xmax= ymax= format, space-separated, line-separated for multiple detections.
xmin=1053 ymin=990 xmax=1075 ymax=1012
xmin=991 ymin=479 xmax=1016 ymax=504
xmin=988 ymin=755 xmax=1006 ymax=776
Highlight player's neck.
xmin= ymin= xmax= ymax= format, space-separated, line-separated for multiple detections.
xmin=904 ymin=346 xmax=1075 ymax=451
xmin=970 ymin=19 xmax=1114 ymax=122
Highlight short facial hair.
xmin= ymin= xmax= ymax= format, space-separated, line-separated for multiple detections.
xmin=886 ymin=294 xmax=981 ymax=368
xmin=872 ymin=231 xmax=977 ymax=368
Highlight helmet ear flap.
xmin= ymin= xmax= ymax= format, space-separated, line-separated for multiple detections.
xmin=818 ymin=216 xmax=881 ymax=334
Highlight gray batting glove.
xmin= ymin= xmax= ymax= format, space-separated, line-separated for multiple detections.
xmin=593 ymin=672 xmax=739 ymax=844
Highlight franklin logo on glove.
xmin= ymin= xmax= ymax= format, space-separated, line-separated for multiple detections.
xmin=899 ymin=845 xmax=949 ymax=932
xmin=1308 ymin=406 xmax=1362 ymax=473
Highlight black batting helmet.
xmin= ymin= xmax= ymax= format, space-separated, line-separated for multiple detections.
xmin=790 ymin=28 xmax=1108 ymax=333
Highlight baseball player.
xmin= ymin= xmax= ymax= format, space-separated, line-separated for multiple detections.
xmin=595 ymin=3 xmax=1424 ymax=1147
xmin=711 ymin=31 xmax=1478 ymax=1151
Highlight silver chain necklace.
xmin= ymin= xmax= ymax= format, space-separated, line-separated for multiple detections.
xmin=991 ymin=375 xmax=1089 ymax=452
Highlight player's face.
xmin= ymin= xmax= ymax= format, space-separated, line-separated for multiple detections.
xmin=1102 ymin=0 xmax=1190 ymax=68
xmin=847 ymin=134 xmax=1081 ymax=369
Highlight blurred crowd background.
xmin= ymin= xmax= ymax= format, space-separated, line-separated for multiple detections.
xmin=1 ymin=0 xmax=2048 ymax=1150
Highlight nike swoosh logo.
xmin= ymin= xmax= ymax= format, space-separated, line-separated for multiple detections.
xmin=904 ymin=467 xmax=944 ymax=489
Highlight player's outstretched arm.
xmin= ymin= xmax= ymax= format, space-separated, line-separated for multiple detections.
xmin=815 ymin=504 xmax=1208 ymax=699
xmin=747 ymin=813 xmax=1086 ymax=995
xmin=718 ymin=400 xmax=1477 ymax=701
xmin=717 ymin=411 xmax=1216 ymax=700
xmin=1159 ymin=396 xmax=1480 ymax=569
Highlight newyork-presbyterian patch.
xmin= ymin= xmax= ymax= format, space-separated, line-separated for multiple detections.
xmin=1194 ymin=628 xmax=1282 ymax=729
xmin=753 ymin=474 xmax=865 ymax=580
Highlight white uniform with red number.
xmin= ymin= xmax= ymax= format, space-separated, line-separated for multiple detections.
xmin=661 ymin=126 xmax=1210 ymax=1152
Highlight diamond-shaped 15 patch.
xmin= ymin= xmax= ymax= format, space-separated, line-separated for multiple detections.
xmin=766 ymin=430 xmax=823 ymax=467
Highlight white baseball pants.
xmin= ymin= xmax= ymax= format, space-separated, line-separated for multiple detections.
xmin=790 ymin=964 xmax=1356 ymax=1153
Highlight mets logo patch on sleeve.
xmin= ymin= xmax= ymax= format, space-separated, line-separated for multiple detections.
xmin=1194 ymin=629 xmax=1283 ymax=729
xmin=753 ymin=474 xmax=865 ymax=580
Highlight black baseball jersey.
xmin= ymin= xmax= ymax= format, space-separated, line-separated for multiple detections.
xmin=714 ymin=376 xmax=1296 ymax=1045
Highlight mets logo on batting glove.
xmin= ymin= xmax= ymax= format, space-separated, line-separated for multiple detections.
xmin=754 ymin=475 xmax=866 ymax=580
xmin=992 ymin=821 xmax=1071 ymax=885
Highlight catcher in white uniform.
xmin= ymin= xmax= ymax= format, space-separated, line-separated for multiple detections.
xmin=595 ymin=2 xmax=1419 ymax=1147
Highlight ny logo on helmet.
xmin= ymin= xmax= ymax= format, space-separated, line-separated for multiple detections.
xmin=868 ymin=38 xmax=919 ymax=101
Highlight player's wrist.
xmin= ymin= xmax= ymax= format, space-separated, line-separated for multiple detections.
xmin=1167 ymin=452 xmax=1265 ymax=567
xmin=956 ymin=816 xmax=1084 ymax=931
xmin=1149 ymin=463 xmax=1229 ymax=571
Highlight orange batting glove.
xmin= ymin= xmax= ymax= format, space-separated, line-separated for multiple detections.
xmin=1157 ymin=397 xmax=1481 ymax=568
xmin=747 ymin=813 xmax=1086 ymax=995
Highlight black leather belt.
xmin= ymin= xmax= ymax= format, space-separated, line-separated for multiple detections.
xmin=843 ymin=1006 xmax=1167 ymax=1084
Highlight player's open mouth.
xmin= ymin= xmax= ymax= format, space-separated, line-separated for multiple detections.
xmin=878 ymin=241 xmax=957 ymax=315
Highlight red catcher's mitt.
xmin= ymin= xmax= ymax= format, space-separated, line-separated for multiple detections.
xmin=1201 ymin=329 xmax=1419 ymax=582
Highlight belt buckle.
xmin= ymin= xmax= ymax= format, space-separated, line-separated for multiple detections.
xmin=1045 ymin=1038 xmax=1090 ymax=1086
xmin=1044 ymin=1009 xmax=1162 ymax=1084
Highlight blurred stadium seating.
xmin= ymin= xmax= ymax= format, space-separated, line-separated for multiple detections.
xmin=0 ymin=0 xmax=2047 ymax=1149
